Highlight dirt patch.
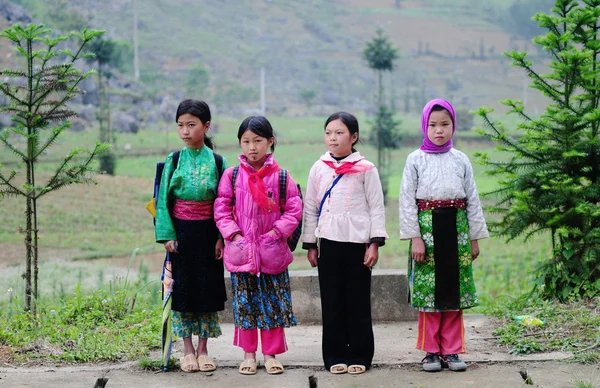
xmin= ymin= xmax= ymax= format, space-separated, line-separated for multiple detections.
xmin=0 ymin=243 xmax=88 ymax=270
xmin=0 ymin=345 xmax=14 ymax=364
xmin=93 ymin=250 xmax=166 ymax=275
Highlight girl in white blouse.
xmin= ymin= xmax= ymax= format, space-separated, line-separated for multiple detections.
xmin=399 ymin=99 xmax=489 ymax=373
xmin=302 ymin=111 xmax=388 ymax=375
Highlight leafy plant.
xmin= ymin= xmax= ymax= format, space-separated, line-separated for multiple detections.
xmin=363 ymin=28 xmax=401 ymax=204
xmin=486 ymin=294 xmax=599 ymax=361
xmin=370 ymin=105 xmax=401 ymax=201
xmin=475 ymin=0 xmax=600 ymax=300
xmin=85 ymin=37 xmax=132 ymax=175
xmin=0 ymin=24 xmax=109 ymax=313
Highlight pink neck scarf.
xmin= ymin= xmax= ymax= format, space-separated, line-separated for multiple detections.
xmin=321 ymin=159 xmax=374 ymax=175
xmin=240 ymin=160 xmax=281 ymax=213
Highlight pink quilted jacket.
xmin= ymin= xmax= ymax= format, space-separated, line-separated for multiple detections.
xmin=214 ymin=154 xmax=303 ymax=275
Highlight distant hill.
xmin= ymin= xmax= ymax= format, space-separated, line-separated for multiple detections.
xmin=2 ymin=0 xmax=553 ymax=116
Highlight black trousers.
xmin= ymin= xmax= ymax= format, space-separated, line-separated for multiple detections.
xmin=317 ymin=238 xmax=374 ymax=369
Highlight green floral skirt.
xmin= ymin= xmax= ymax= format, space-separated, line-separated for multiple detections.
xmin=172 ymin=311 xmax=222 ymax=338
xmin=408 ymin=208 xmax=478 ymax=311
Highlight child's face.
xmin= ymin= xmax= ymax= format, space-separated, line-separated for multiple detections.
xmin=240 ymin=129 xmax=274 ymax=167
xmin=427 ymin=110 xmax=453 ymax=146
xmin=324 ymin=119 xmax=357 ymax=158
xmin=177 ymin=113 xmax=209 ymax=149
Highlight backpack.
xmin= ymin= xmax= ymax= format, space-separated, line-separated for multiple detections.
xmin=231 ymin=166 xmax=303 ymax=252
xmin=146 ymin=151 xmax=224 ymax=221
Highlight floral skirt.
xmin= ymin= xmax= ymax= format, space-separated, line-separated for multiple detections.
xmin=172 ymin=311 xmax=222 ymax=338
xmin=408 ymin=207 xmax=478 ymax=311
xmin=231 ymin=270 xmax=297 ymax=330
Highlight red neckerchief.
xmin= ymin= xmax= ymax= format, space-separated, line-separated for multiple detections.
xmin=240 ymin=160 xmax=281 ymax=213
xmin=321 ymin=159 xmax=375 ymax=175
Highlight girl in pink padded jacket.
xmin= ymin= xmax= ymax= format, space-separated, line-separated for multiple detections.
xmin=214 ymin=116 xmax=302 ymax=376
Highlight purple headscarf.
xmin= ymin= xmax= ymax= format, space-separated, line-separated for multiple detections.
xmin=420 ymin=98 xmax=456 ymax=153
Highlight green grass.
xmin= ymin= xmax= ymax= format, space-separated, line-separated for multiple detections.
xmin=0 ymin=249 xmax=162 ymax=363
xmin=487 ymin=295 xmax=600 ymax=364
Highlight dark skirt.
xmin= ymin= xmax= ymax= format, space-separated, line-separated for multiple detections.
xmin=171 ymin=217 xmax=226 ymax=312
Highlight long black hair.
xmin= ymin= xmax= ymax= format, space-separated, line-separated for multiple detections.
xmin=175 ymin=99 xmax=215 ymax=149
xmin=237 ymin=116 xmax=277 ymax=152
xmin=325 ymin=111 xmax=359 ymax=152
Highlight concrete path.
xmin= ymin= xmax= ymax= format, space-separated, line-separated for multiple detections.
xmin=1 ymin=315 xmax=595 ymax=388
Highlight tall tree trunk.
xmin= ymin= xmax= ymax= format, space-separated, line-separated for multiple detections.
xmin=23 ymin=32 xmax=34 ymax=313
xmin=378 ymin=70 xmax=383 ymax=108
xmin=133 ymin=0 xmax=139 ymax=82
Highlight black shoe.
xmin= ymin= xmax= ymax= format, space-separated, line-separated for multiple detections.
xmin=441 ymin=354 xmax=467 ymax=371
xmin=422 ymin=353 xmax=441 ymax=372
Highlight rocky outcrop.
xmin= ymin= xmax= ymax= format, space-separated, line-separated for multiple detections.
xmin=0 ymin=0 xmax=31 ymax=24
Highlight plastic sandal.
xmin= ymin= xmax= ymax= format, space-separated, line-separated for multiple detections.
xmin=179 ymin=353 xmax=199 ymax=373
xmin=329 ymin=363 xmax=348 ymax=374
xmin=197 ymin=354 xmax=216 ymax=372
xmin=265 ymin=358 xmax=284 ymax=375
xmin=348 ymin=364 xmax=366 ymax=375
xmin=239 ymin=359 xmax=257 ymax=375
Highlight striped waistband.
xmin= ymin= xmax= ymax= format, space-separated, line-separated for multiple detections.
xmin=172 ymin=199 xmax=214 ymax=220
xmin=417 ymin=198 xmax=466 ymax=211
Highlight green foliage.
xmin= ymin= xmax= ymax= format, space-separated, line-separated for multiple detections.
xmin=0 ymin=278 xmax=161 ymax=363
xmin=363 ymin=28 xmax=400 ymax=204
xmin=363 ymin=28 xmax=399 ymax=73
xmin=85 ymin=37 xmax=131 ymax=175
xmin=475 ymin=0 xmax=600 ymax=301
xmin=299 ymin=88 xmax=317 ymax=109
xmin=487 ymin=294 xmax=599 ymax=362
xmin=46 ymin=0 xmax=90 ymax=33
xmin=98 ymin=151 xmax=116 ymax=175
xmin=370 ymin=105 xmax=401 ymax=203
xmin=0 ymin=24 xmax=109 ymax=312
xmin=186 ymin=62 xmax=210 ymax=98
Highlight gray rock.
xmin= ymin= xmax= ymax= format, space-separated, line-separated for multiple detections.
xmin=69 ymin=117 xmax=87 ymax=132
xmin=78 ymin=104 xmax=96 ymax=122
xmin=159 ymin=95 xmax=177 ymax=122
xmin=112 ymin=111 xmax=139 ymax=133
xmin=0 ymin=0 xmax=31 ymax=24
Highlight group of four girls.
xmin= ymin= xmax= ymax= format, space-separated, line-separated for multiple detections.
xmin=155 ymin=98 xmax=488 ymax=375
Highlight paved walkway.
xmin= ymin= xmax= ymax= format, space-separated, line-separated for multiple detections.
xmin=1 ymin=315 xmax=595 ymax=388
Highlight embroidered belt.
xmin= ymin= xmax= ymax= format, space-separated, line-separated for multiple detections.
xmin=172 ymin=199 xmax=214 ymax=220
xmin=416 ymin=198 xmax=466 ymax=211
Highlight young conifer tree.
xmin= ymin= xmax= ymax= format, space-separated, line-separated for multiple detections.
xmin=0 ymin=24 xmax=109 ymax=313
xmin=475 ymin=0 xmax=600 ymax=300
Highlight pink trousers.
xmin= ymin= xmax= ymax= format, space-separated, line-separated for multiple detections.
xmin=233 ymin=326 xmax=288 ymax=355
xmin=416 ymin=311 xmax=465 ymax=355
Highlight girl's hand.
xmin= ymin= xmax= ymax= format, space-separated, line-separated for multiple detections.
xmin=411 ymin=237 xmax=425 ymax=262
xmin=232 ymin=233 xmax=243 ymax=242
xmin=164 ymin=240 xmax=178 ymax=254
xmin=471 ymin=240 xmax=480 ymax=261
xmin=215 ymin=238 xmax=224 ymax=260
xmin=364 ymin=243 xmax=379 ymax=269
xmin=307 ymin=248 xmax=318 ymax=267
xmin=266 ymin=230 xmax=278 ymax=237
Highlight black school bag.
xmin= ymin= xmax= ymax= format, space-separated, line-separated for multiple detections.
xmin=231 ymin=166 xmax=303 ymax=252
xmin=147 ymin=151 xmax=224 ymax=223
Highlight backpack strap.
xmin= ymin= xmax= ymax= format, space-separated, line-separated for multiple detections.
xmin=213 ymin=153 xmax=224 ymax=181
xmin=231 ymin=166 xmax=240 ymax=205
xmin=172 ymin=151 xmax=180 ymax=169
xmin=278 ymin=169 xmax=288 ymax=210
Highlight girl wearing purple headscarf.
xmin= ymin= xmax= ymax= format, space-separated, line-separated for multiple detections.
xmin=399 ymin=99 xmax=489 ymax=372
